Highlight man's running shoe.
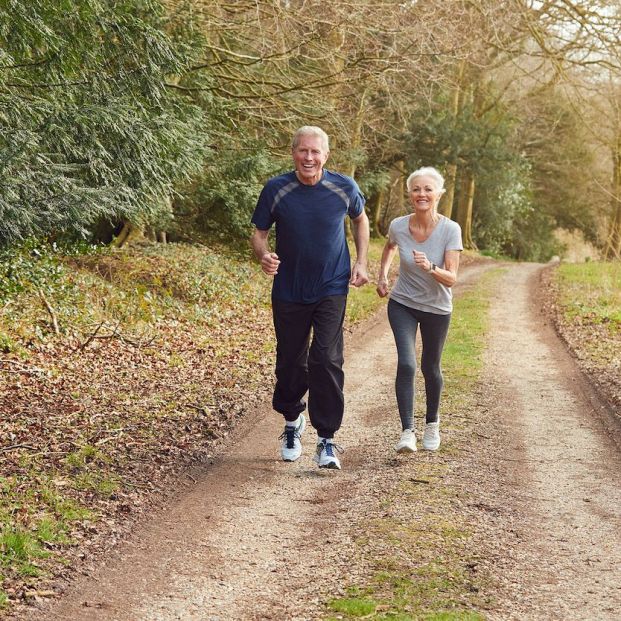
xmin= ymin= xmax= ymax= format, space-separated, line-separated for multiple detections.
xmin=279 ymin=414 xmax=306 ymax=461
xmin=396 ymin=429 xmax=417 ymax=453
xmin=422 ymin=421 xmax=441 ymax=451
xmin=313 ymin=439 xmax=342 ymax=470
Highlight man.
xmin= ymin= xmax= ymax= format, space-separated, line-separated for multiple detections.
xmin=250 ymin=126 xmax=370 ymax=470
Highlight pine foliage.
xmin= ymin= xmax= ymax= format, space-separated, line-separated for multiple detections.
xmin=0 ymin=0 xmax=208 ymax=244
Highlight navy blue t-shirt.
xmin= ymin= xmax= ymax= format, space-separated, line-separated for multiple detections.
xmin=251 ymin=169 xmax=365 ymax=303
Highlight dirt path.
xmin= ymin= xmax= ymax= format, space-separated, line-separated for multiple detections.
xmin=462 ymin=263 xmax=621 ymax=620
xmin=21 ymin=262 xmax=621 ymax=621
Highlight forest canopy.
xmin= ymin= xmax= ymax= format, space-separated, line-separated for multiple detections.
xmin=1 ymin=0 xmax=620 ymax=260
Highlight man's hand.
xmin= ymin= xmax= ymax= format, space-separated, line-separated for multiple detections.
xmin=261 ymin=252 xmax=280 ymax=276
xmin=350 ymin=262 xmax=369 ymax=287
xmin=251 ymin=229 xmax=279 ymax=277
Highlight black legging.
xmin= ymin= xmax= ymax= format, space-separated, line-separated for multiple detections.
xmin=387 ymin=298 xmax=451 ymax=430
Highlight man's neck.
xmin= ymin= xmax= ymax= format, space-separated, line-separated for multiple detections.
xmin=295 ymin=169 xmax=324 ymax=186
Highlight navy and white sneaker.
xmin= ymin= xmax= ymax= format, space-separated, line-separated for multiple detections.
xmin=279 ymin=414 xmax=306 ymax=461
xmin=313 ymin=439 xmax=343 ymax=470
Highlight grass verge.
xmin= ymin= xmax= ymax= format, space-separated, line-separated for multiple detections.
xmin=553 ymin=261 xmax=621 ymax=326
xmin=546 ymin=261 xmax=621 ymax=409
xmin=326 ymin=267 xmax=505 ymax=621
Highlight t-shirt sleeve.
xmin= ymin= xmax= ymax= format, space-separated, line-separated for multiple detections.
xmin=446 ymin=220 xmax=464 ymax=251
xmin=347 ymin=181 xmax=365 ymax=219
xmin=388 ymin=219 xmax=397 ymax=245
xmin=250 ymin=184 xmax=275 ymax=230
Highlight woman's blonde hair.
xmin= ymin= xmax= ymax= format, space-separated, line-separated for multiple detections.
xmin=406 ymin=166 xmax=445 ymax=192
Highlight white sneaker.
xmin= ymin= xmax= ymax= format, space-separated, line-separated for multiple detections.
xmin=313 ymin=439 xmax=342 ymax=470
xmin=422 ymin=422 xmax=441 ymax=451
xmin=396 ymin=429 xmax=417 ymax=453
xmin=279 ymin=414 xmax=306 ymax=461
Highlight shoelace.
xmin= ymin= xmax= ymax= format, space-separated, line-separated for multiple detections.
xmin=279 ymin=427 xmax=301 ymax=449
xmin=321 ymin=441 xmax=343 ymax=457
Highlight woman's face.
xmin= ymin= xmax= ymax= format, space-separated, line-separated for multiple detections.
xmin=409 ymin=175 xmax=441 ymax=213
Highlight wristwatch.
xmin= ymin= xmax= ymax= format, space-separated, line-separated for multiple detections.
xmin=428 ymin=263 xmax=436 ymax=272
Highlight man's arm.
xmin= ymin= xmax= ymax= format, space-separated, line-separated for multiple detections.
xmin=350 ymin=211 xmax=370 ymax=287
xmin=250 ymin=228 xmax=280 ymax=276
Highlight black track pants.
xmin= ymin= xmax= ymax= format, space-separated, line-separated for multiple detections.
xmin=271 ymin=295 xmax=347 ymax=439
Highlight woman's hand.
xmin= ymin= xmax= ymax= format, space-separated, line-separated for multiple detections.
xmin=376 ymin=277 xmax=389 ymax=298
xmin=413 ymin=250 xmax=432 ymax=272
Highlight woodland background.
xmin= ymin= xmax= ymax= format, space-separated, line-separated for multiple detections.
xmin=1 ymin=0 xmax=621 ymax=260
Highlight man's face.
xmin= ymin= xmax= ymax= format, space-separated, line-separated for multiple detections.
xmin=292 ymin=135 xmax=329 ymax=185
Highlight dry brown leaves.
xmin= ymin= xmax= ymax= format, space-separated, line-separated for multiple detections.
xmin=540 ymin=265 xmax=621 ymax=413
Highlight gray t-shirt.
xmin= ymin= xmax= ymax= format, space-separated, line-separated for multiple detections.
xmin=388 ymin=214 xmax=463 ymax=314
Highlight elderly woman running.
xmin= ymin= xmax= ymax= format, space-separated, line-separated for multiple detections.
xmin=377 ymin=166 xmax=463 ymax=453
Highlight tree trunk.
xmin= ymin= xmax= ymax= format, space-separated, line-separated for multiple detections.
xmin=113 ymin=222 xmax=146 ymax=248
xmin=368 ymin=190 xmax=386 ymax=237
xmin=441 ymin=163 xmax=458 ymax=219
xmin=346 ymin=88 xmax=369 ymax=179
xmin=456 ymin=171 xmax=477 ymax=250
xmin=393 ymin=159 xmax=407 ymax=219
xmin=605 ymin=136 xmax=621 ymax=260
xmin=440 ymin=60 xmax=467 ymax=219
xmin=157 ymin=231 xmax=168 ymax=244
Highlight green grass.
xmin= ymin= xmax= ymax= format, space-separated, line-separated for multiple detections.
xmin=329 ymin=595 xmax=378 ymax=616
xmin=0 ymin=475 xmax=94 ymax=594
xmin=65 ymin=444 xmax=107 ymax=470
xmin=0 ymin=527 xmax=50 ymax=579
xmin=326 ymin=267 xmax=505 ymax=621
xmin=554 ymin=261 xmax=621 ymax=326
xmin=346 ymin=237 xmax=388 ymax=325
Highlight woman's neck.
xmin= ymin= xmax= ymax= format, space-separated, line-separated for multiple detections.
xmin=411 ymin=210 xmax=437 ymax=227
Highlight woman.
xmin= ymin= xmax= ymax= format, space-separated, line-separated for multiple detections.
xmin=377 ymin=166 xmax=463 ymax=453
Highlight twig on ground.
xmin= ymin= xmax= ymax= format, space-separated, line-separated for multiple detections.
xmin=186 ymin=403 xmax=217 ymax=411
xmin=38 ymin=289 xmax=60 ymax=334
xmin=74 ymin=321 xmax=153 ymax=352
xmin=75 ymin=320 xmax=106 ymax=352
xmin=0 ymin=444 xmax=37 ymax=453
xmin=0 ymin=359 xmax=48 ymax=377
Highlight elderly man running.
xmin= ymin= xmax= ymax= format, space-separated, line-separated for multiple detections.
xmin=250 ymin=125 xmax=370 ymax=470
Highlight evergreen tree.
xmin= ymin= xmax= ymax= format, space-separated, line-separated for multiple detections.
xmin=0 ymin=0 xmax=208 ymax=245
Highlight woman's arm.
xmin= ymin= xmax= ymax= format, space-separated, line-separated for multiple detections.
xmin=430 ymin=249 xmax=461 ymax=287
xmin=376 ymin=240 xmax=398 ymax=297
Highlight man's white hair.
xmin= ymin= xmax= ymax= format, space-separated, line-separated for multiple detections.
xmin=291 ymin=126 xmax=330 ymax=152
